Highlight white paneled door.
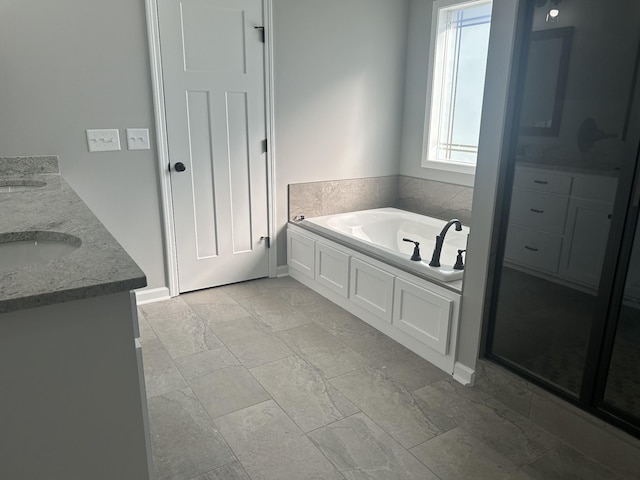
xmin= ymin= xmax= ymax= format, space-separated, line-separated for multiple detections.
xmin=158 ymin=0 xmax=269 ymax=292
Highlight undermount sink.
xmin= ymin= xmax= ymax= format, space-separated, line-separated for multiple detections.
xmin=0 ymin=179 xmax=47 ymax=192
xmin=0 ymin=232 xmax=81 ymax=270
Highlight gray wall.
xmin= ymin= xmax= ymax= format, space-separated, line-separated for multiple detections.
xmin=457 ymin=0 xmax=520 ymax=372
xmin=272 ymin=0 xmax=410 ymax=265
xmin=0 ymin=0 xmax=166 ymax=290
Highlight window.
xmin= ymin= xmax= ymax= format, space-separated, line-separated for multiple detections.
xmin=423 ymin=0 xmax=493 ymax=175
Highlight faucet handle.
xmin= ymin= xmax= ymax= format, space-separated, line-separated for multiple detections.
xmin=402 ymin=238 xmax=422 ymax=261
xmin=453 ymin=249 xmax=466 ymax=270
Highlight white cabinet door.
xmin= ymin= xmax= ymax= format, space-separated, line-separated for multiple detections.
xmin=559 ymin=198 xmax=613 ymax=287
xmin=288 ymin=230 xmax=315 ymax=279
xmin=315 ymin=243 xmax=350 ymax=297
xmin=350 ymin=258 xmax=395 ymax=323
xmin=393 ymin=278 xmax=454 ymax=355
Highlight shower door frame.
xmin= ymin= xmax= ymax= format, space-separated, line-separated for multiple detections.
xmin=482 ymin=0 xmax=640 ymax=439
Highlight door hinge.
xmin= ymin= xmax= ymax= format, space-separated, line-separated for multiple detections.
xmin=262 ymin=138 xmax=268 ymax=153
xmin=254 ymin=26 xmax=265 ymax=43
xmin=260 ymin=236 xmax=271 ymax=248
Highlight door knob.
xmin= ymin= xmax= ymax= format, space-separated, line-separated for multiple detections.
xmin=173 ymin=162 xmax=186 ymax=172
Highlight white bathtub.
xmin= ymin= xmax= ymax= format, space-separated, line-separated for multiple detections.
xmin=300 ymin=207 xmax=469 ymax=282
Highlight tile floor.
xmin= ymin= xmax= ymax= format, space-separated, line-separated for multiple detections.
xmin=139 ymin=276 xmax=626 ymax=480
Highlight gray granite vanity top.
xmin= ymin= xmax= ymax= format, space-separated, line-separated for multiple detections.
xmin=0 ymin=157 xmax=146 ymax=313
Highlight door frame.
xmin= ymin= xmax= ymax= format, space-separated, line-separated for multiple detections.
xmin=144 ymin=0 xmax=278 ymax=297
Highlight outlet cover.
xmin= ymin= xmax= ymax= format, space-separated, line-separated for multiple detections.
xmin=86 ymin=129 xmax=121 ymax=152
xmin=126 ymin=128 xmax=150 ymax=150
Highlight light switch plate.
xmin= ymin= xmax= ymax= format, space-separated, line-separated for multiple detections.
xmin=86 ymin=129 xmax=121 ymax=152
xmin=126 ymin=128 xmax=150 ymax=150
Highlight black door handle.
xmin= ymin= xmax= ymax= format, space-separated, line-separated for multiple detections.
xmin=174 ymin=162 xmax=186 ymax=172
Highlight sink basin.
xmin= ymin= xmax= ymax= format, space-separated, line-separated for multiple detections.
xmin=0 ymin=179 xmax=47 ymax=192
xmin=0 ymin=232 xmax=81 ymax=270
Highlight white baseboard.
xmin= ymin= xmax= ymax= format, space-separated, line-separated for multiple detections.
xmin=276 ymin=265 xmax=289 ymax=277
xmin=453 ymin=362 xmax=476 ymax=386
xmin=135 ymin=287 xmax=171 ymax=305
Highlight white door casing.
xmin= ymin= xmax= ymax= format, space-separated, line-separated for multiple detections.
xmin=155 ymin=0 xmax=272 ymax=292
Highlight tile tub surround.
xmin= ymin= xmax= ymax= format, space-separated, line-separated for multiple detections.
xmin=397 ymin=175 xmax=474 ymax=226
xmin=0 ymin=157 xmax=146 ymax=313
xmin=141 ymin=277 xmax=633 ymax=480
xmin=288 ymin=174 xmax=473 ymax=225
xmin=288 ymin=175 xmax=398 ymax=221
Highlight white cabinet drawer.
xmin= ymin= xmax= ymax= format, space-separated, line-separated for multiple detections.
xmin=288 ymin=229 xmax=315 ymax=279
xmin=514 ymin=168 xmax=572 ymax=194
xmin=505 ymin=225 xmax=563 ymax=273
xmin=315 ymin=243 xmax=349 ymax=298
xmin=509 ymin=189 xmax=569 ymax=235
xmin=350 ymin=258 xmax=394 ymax=323
xmin=393 ymin=278 xmax=453 ymax=355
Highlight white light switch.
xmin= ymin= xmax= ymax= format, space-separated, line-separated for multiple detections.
xmin=126 ymin=128 xmax=150 ymax=150
xmin=86 ymin=129 xmax=121 ymax=152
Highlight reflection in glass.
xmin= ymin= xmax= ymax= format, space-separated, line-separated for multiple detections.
xmin=604 ymin=219 xmax=640 ymax=421
xmin=490 ymin=0 xmax=639 ymax=404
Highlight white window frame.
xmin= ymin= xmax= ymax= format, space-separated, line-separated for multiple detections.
xmin=422 ymin=0 xmax=493 ymax=180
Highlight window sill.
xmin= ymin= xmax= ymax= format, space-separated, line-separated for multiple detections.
xmin=421 ymin=159 xmax=476 ymax=187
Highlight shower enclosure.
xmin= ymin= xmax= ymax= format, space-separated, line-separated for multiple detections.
xmin=487 ymin=0 xmax=640 ymax=436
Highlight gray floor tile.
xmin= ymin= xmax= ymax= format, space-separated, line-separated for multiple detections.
xmin=414 ymin=379 xmax=560 ymax=467
xmin=208 ymin=316 xmax=293 ymax=368
xmin=191 ymin=461 xmax=250 ymax=480
xmin=237 ymin=294 xmax=315 ymax=332
xmin=189 ymin=303 xmax=252 ymax=326
xmin=143 ymin=298 xmax=224 ymax=359
xmin=330 ymin=367 xmax=451 ymax=449
xmin=148 ymin=388 xmax=235 ymax=480
xmin=214 ymin=400 xmax=344 ymax=480
xmin=250 ymin=355 xmax=358 ymax=432
xmin=142 ymin=338 xmax=188 ymax=398
xmin=181 ymin=288 xmax=238 ymax=306
xmin=175 ymin=347 xmax=240 ymax=381
xmin=409 ymin=426 xmax=523 ymax=480
xmin=276 ymin=323 xmax=367 ymax=378
xmin=338 ymin=329 xmax=447 ymax=391
xmin=309 ymin=412 xmax=438 ymax=480
xmin=474 ymin=360 xmax=533 ymax=418
xmin=520 ymin=443 xmax=624 ymax=480
xmin=529 ymin=392 xmax=640 ymax=479
xmin=309 ymin=304 xmax=377 ymax=338
xmin=190 ymin=366 xmax=271 ymax=419
xmin=219 ymin=276 xmax=300 ymax=301
xmin=138 ymin=311 xmax=158 ymax=345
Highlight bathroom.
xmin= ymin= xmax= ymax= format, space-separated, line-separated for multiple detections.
xmin=2 ymin=0 xmax=640 ymax=478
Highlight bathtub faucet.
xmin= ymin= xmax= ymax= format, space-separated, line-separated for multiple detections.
xmin=429 ymin=219 xmax=462 ymax=267
xmin=402 ymin=238 xmax=422 ymax=261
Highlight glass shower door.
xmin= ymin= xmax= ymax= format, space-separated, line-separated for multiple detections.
xmin=602 ymin=214 xmax=640 ymax=422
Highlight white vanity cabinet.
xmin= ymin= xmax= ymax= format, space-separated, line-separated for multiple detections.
xmin=505 ymin=166 xmax=616 ymax=290
xmin=0 ymin=291 xmax=152 ymax=480
xmin=287 ymin=223 xmax=461 ymax=378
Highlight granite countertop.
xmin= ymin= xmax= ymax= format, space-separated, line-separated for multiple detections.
xmin=0 ymin=156 xmax=146 ymax=313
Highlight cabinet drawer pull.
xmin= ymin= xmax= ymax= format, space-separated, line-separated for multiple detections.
xmin=530 ymin=208 xmax=544 ymax=214
xmin=524 ymin=245 xmax=539 ymax=252
xmin=533 ymin=180 xmax=548 ymax=184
